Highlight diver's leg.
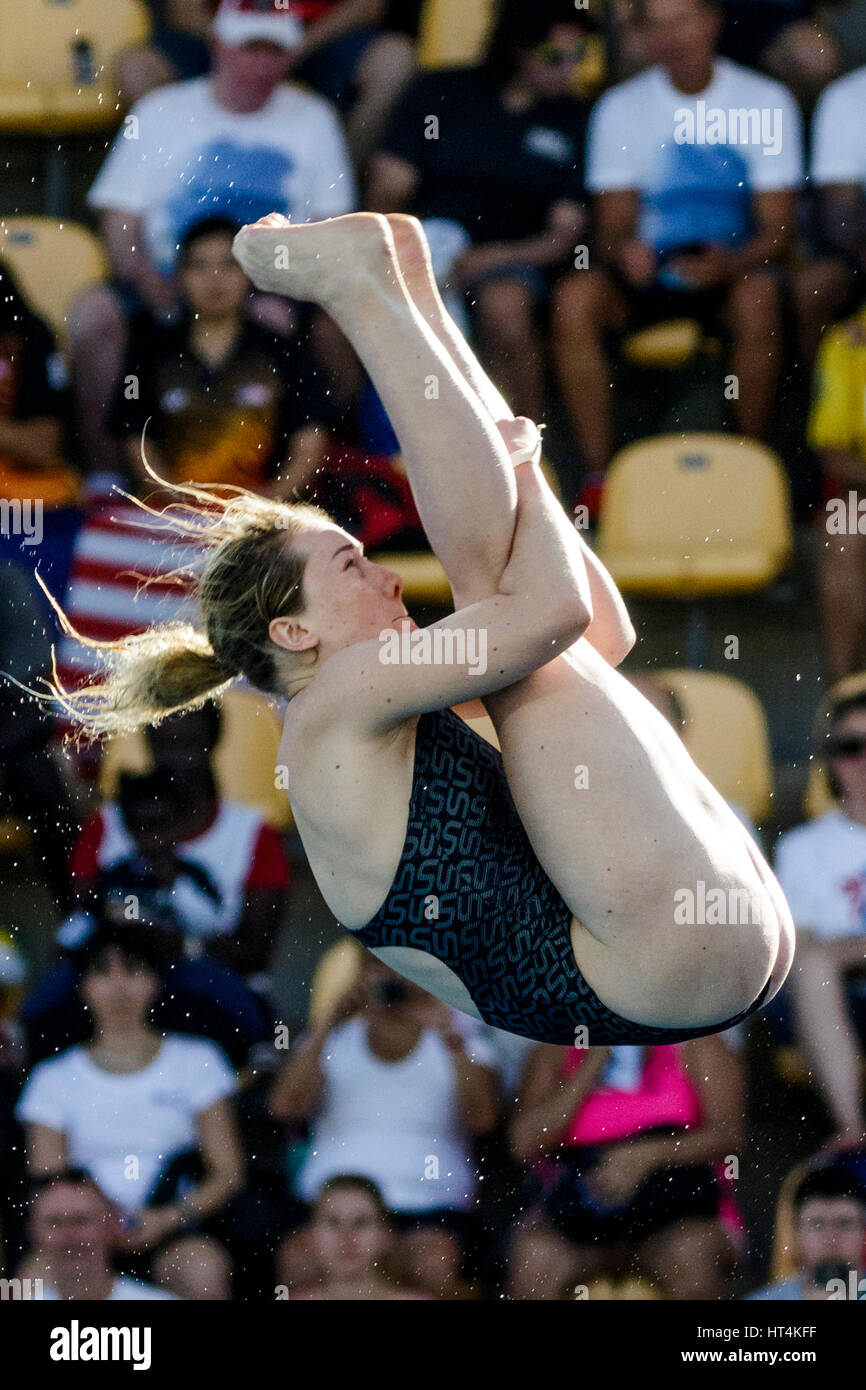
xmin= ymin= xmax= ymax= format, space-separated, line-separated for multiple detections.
xmin=378 ymin=217 xmax=783 ymax=1027
xmin=391 ymin=222 xmax=790 ymax=1022
xmin=383 ymin=214 xmax=514 ymax=426
xmin=481 ymin=641 xmax=793 ymax=1029
xmin=383 ymin=217 xmax=634 ymax=662
xmin=233 ymin=212 xmax=519 ymax=598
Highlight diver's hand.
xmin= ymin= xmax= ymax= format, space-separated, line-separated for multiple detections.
xmin=496 ymin=416 xmax=543 ymax=467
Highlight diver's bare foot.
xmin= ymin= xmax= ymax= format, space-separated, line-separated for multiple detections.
xmin=231 ymin=212 xmax=397 ymax=306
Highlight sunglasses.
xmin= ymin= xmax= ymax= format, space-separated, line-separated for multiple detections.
xmin=533 ymin=41 xmax=586 ymax=67
xmin=826 ymin=735 xmax=866 ymax=759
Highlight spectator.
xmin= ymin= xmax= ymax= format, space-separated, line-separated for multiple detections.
xmin=717 ymin=2 xmax=842 ymax=104
xmin=68 ymin=0 xmax=355 ymax=472
xmin=283 ymin=304 xmax=426 ymax=551
xmin=0 ymin=564 xmax=77 ymax=911
xmin=108 ymin=217 xmax=330 ymax=500
xmin=630 ymin=673 xmax=763 ymax=844
xmin=553 ymin=0 xmax=802 ymax=504
xmin=745 ymin=1164 xmax=866 ymax=1299
xmin=290 ymin=0 xmax=422 ymax=170
xmin=120 ymin=1 xmax=420 ymax=172
xmin=15 ymin=925 xmax=243 ymax=1298
xmin=9 ymin=1170 xmax=180 ymax=1301
xmin=619 ymin=3 xmax=844 ymax=99
xmin=24 ymin=882 xmax=271 ymax=1068
xmin=0 ymin=259 xmax=81 ymax=610
xmin=508 ymin=1034 xmax=744 ymax=1300
xmin=270 ymin=955 xmax=498 ymax=1300
xmin=287 ymin=1174 xmax=433 ymax=1299
xmin=808 ymin=304 xmax=866 ymax=680
xmin=296 ymin=362 xmax=425 ymax=550
xmin=774 ymin=683 xmax=866 ymax=1153
xmin=69 ymin=703 xmax=290 ymax=980
xmin=22 ymin=699 xmax=282 ymax=1063
xmin=794 ymin=64 xmax=866 ymax=368
xmin=117 ymin=2 xmax=218 ymax=104
xmin=368 ymin=0 xmax=589 ymax=423
xmin=0 ymin=933 xmax=27 ymax=1272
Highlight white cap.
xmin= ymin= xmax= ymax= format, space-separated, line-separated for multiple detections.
xmin=213 ymin=0 xmax=304 ymax=53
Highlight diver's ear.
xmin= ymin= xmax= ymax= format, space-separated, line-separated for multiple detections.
xmin=269 ymin=616 xmax=318 ymax=654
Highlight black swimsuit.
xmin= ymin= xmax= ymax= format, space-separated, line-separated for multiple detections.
xmin=352 ymin=708 xmax=771 ymax=1045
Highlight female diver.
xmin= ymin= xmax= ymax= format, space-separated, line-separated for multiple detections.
xmin=42 ymin=211 xmax=794 ymax=1047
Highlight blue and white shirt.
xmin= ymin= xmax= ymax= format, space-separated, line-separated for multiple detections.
xmin=88 ymin=76 xmax=356 ymax=276
xmin=586 ymin=58 xmax=803 ymax=255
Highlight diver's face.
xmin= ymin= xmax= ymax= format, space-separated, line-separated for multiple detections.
xmin=278 ymin=523 xmax=416 ymax=662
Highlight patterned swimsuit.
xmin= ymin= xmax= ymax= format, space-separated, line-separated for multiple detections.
xmin=352 ymin=708 xmax=771 ymax=1045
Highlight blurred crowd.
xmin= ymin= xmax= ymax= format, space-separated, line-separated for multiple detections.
xmin=2 ymin=0 xmax=866 ymax=1300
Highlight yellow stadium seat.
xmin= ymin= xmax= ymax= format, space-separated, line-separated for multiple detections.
xmin=417 ymin=0 xmax=495 ymax=69
xmin=581 ymin=1277 xmax=663 ymax=1300
xmin=805 ymin=763 xmax=835 ymax=820
xmin=0 ymin=929 xmax=26 ymax=1019
xmin=0 ymin=217 xmax=107 ymax=340
xmin=0 ymin=814 xmax=30 ymax=852
xmin=0 ymin=0 xmax=150 ymax=135
xmin=374 ymin=550 xmax=453 ymax=606
xmin=773 ymin=1045 xmax=812 ymax=1087
xmin=768 ymin=1158 xmax=813 ymax=1284
xmin=659 ymin=669 xmax=774 ymax=824
xmin=417 ymin=0 xmax=605 ymax=94
xmin=570 ymin=33 xmax=606 ymax=101
xmin=462 ymin=711 xmax=500 ymax=749
xmin=597 ymin=433 xmax=794 ymax=598
xmin=307 ymin=937 xmax=364 ymax=1029
xmin=804 ymin=670 xmax=866 ymax=818
xmin=99 ymin=687 xmax=294 ymax=832
xmin=621 ymin=319 xmax=705 ymax=370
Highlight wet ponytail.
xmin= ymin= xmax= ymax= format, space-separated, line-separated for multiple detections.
xmin=38 ymin=621 xmax=234 ymax=738
xmin=22 ymin=459 xmax=330 ymax=741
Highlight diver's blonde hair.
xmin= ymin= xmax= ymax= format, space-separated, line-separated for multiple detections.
xmin=31 ymin=466 xmax=329 ymax=741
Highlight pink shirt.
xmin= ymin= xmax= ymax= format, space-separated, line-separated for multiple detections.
xmin=561 ymin=1045 xmax=702 ymax=1147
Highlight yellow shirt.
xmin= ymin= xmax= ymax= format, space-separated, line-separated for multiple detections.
xmin=808 ymin=308 xmax=866 ymax=464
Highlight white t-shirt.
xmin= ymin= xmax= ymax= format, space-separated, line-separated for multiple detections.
xmin=294 ymin=1017 xmax=494 ymax=1213
xmin=16 ymin=1036 xmax=237 ymax=1213
xmin=586 ymin=58 xmax=803 ymax=253
xmin=774 ymin=809 xmax=866 ymax=939
xmin=811 ymin=65 xmax=866 ymax=189
xmin=72 ymin=800 xmax=273 ymax=937
xmin=43 ymin=1276 xmax=179 ymax=1301
xmin=87 ymin=77 xmax=357 ymax=275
